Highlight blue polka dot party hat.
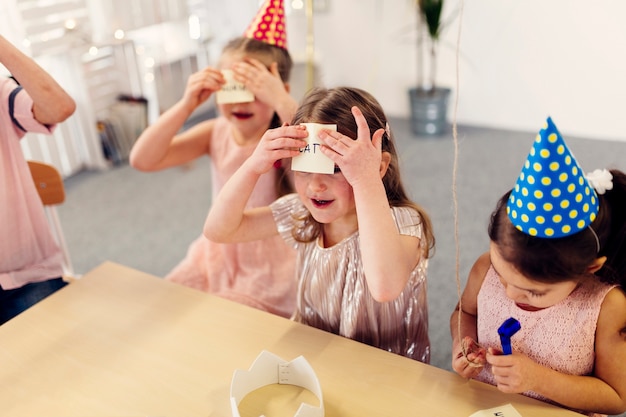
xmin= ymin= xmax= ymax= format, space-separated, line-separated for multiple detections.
xmin=507 ymin=117 xmax=598 ymax=238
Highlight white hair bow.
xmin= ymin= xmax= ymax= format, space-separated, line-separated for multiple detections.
xmin=586 ymin=169 xmax=613 ymax=195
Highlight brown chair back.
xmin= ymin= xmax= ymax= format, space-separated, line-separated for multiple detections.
xmin=27 ymin=160 xmax=66 ymax=205
xmin=27 ymin=160 xmax=75 ymax=279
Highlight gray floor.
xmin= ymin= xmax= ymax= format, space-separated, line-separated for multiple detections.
xmin=58 ymin=118 xmax=626 ymax=378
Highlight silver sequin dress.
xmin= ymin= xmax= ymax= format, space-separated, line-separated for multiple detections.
xmin=271 ymin=193 xmax=430 ymax=363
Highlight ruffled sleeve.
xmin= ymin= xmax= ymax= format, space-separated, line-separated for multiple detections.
xmin=270 ymin=193 xmax=304 ymax=249
xmin=391 ymin=206 xmax=424 ymax=239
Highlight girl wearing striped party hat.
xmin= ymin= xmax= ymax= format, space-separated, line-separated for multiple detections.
xmin=451 ymin=117 xmax=626 ymax=416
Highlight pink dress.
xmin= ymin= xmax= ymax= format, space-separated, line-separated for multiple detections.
xmin=270 ymin=194 xmax=431 ymax=363
xmin=476 ymin=265 xmax=614 ymax=416
xmin=0 ymin=79 xmax=64 ymax=289
xmin=166 ymin=117 xmax=297 ymax=318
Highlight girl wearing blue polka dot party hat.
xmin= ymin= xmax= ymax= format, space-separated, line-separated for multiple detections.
xmin=451 ymin=118 xmax=626 ymax=416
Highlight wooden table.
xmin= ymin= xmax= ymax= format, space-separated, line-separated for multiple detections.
xmin=0 ymin=262 xmax=580 ymax=417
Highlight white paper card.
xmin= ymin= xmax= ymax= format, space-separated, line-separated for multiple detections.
xmin=216 ymin=69 xmax=254 ymax=104
xmin=291 ymin=123 xmax=337 ymax=175
xmin=469 ymin=403 xmax=522 ymax=417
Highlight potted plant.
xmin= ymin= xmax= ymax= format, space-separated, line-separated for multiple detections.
xmin=409 ymin=0 xmax=453 ymax=136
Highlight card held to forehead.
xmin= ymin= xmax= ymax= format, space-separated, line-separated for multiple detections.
xmin=291 ymin=123 xmax=337 ymax=175
xmin=216 ymin=69 xmax=254 ymax=104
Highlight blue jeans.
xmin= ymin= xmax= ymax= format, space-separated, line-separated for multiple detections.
xmin=0 ymin=278 xmax=67 ymax=325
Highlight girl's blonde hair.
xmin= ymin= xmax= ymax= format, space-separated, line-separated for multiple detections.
xmin=290 ymin=87 xmax=435 ymax=259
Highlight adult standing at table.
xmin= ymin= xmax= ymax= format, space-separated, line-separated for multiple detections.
xmin=0 ymin=34 xmax=76 ymax=324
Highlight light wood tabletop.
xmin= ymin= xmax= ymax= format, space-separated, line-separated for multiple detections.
xmin=0 ymin=261 xmax=581 ymax=417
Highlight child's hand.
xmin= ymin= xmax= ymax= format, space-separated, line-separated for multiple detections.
xmin=232 ymin=59 xmax=286 ymax=105
xmin=182 ymin=67 xmax=224 ymax=111
xmin=487 ymin=347 xmax=542 ymax=394
xmin=318 ymin=106 xmax=385 ymax=187
xmin=452 ymin=336 xmax=486 ymax=379
xmin=246 ymin=124 xmax=308 ymax=175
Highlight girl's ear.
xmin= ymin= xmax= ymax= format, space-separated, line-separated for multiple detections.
xmin=587 ymin=256 xmax=607 ymax=273
xmin=379 ymin=152 xmax=391 ymax=178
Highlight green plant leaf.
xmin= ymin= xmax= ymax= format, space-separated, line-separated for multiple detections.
xmin=419 ymin=0 xmax=443 ymax=40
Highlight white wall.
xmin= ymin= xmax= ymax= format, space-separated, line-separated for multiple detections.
xmin=286 ymin=0 xmax=626 ymax=142
xmin=9 ymin=0 xmax=625 ymax=144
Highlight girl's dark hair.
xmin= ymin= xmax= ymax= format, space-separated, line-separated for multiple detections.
xmin=488 ymin=169 xmax=626 ymax=287
xmin=222 ymin=37 xmax=294 ymax=196
xmin=288 ymin=86 xmax=435 ymax=259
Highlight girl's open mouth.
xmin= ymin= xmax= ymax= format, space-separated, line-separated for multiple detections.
xmin=232 ymin=112 xmax=252 ymax=120
xmin=516 ymin=302 xmax=542 ymax=311
xmin=311 ymin=199 xmax=332 ymax=208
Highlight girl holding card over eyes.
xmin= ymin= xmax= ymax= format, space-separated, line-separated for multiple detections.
xmin=129 ymin=0 xmax=299 ymax=318
xmin=450 ymin=118 xmax=626 ymax=416
xmin=204 ymin=86 xmax=435 ymax=363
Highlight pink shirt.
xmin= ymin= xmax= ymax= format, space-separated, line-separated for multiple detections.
xmin=0 ymin=78 xmax=63 ymax=289
xmin=166 ymin=117 xmax=297 ymax=318
xmin=477 ymin=265 xmax=613 ymax=416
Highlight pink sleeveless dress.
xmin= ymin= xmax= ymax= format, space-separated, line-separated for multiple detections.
xmin=477 ymin=265 xmax=614 ymax=416
xmin=166 ymin=117 xmax=297 ymax=318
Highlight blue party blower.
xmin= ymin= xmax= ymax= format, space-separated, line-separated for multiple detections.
xmin=497 ymin=317 xmax=521 ymax=355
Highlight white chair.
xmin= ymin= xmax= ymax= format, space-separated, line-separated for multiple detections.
xmin=27 ymin=160 xmax=76 ymax=280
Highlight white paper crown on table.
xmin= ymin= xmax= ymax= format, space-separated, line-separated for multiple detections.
xmin=230 ymin=350 xmax=324 ymax=417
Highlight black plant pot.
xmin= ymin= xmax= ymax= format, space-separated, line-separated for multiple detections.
xmin=408 ymin=86 xmax=451 ymax=136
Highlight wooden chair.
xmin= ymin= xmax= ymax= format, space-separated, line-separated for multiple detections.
xmin=27 ymin=161 xmax=76 ymax=280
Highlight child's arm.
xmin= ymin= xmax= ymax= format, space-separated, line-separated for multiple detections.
xmin=0 ymin=35 xmax=75 ymax=124
xmin=129 ymin=67 xmax=224 ymax=171
xmin=204 ymin=124 xmax=307 ymax=243
xmin=316 ymin=106 xmax=416 ymax=302
xmin=232 ymin=58 xmax=297 ymax=124
xmin=487 ymin=287 xmax=626 ymax=414
xmin=450 ymin=252 xmax=489 ymax=378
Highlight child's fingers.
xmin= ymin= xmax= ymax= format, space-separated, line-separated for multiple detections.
xmin=351 ymin=106 xmax=385 ymax=152
xmin=371 ymin=128 xmax=385 ymax=151
xmin=243 ymin=57 xmax=272 ymax=72
xmin=487 ymin=347 xmax=503 ymax=357
xmin=351 ymin=106 xmax=371 ymax=142
xmin=269 ymin=62 xmax=280 ymax=77
xmin=192 ymin=71 xmax=224 ymax=93
xmin=264 ymin=125 xmax=307 ymax=149
xmin=198 ymin=67 xmax=224 ymax=82
xmin=275 ymin=123 xmax=307 ymax=138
